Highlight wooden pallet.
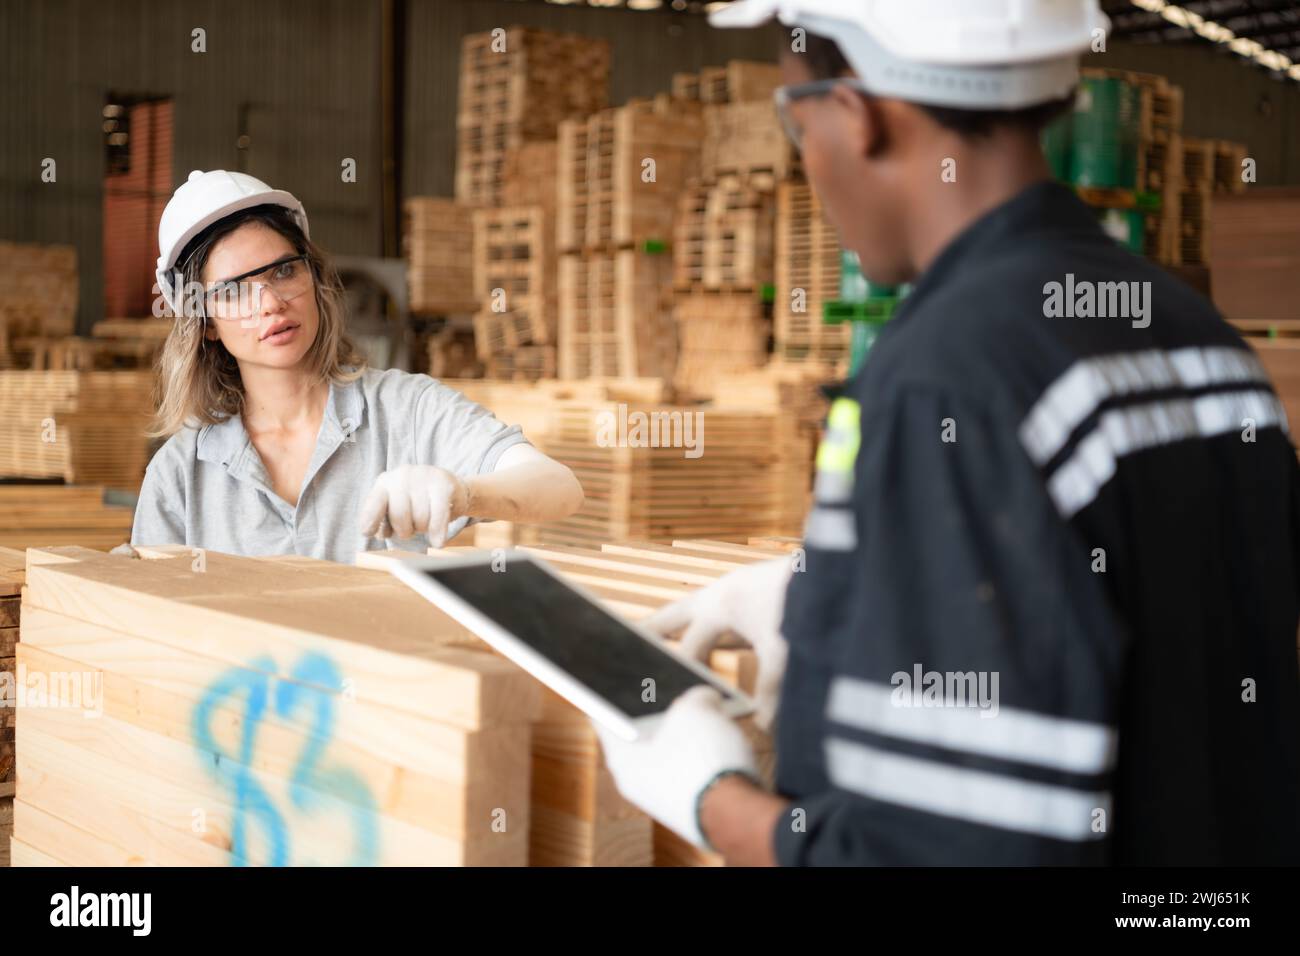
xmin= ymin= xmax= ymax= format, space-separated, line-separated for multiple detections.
xmin=0 ymin=546 xmax=21 ymax=809
xmin=402 ymin=197 xmax=479 ymax=315
xmin=9 ymin=546 xmax=539 ymax=866
xmin=674 ymin=61 xmax=781 ymax=105
xmin=673 ymin=292 xmax=769 ymax=397
xmin=702 ymin=100 xmax=795 ymax=184
xmin=774 ymin=181 xmax=848 ymax=365
xmin=558 ymin=249 xmax=677 ymax=380
xmin=472 ymin=205 xmax=556 ymax=348
xmin=455 ymin=27 xmax=609 ymax=207
xmin=0 ymin=371 xmax=155 ymax=490
xmin=675 ymin=174 xmax=776 ymax=291
xmin=1213 ymin=140 xmax=1249 ymax=195
xmin=557 ymin=96 xmax=704 ymax=253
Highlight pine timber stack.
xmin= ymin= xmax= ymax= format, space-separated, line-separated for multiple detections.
xmin=557 ymin=96 xmax=702 ymax=379
xmin=403 ymin=198 xmax=479 ymax=316
xmin=1209 ymin=188 xmax=1300 ymax=325
xmin=1 ymin=546 xmax=22 ymax=863
xmin=422 ymin=536 xmax=791 ymax=866
xmin=456 ymin=27 xmax=609 ymax=208
xmin=775 ymin=181 xmax=847 ymax=369
xmin=9 ymin=546 xmax=539 ymax=866
xmin=0 ymin=242 xmax=77 ymax=371
xmin=0 ymin=486 xmax=134 ymax=552
xmin=472 ymin=205 xmax=557 ymax=380
xmin=672 ymin=292 xmax=768 ymax=398
xmin=0 ymin=370 xmax=155 ymax=490
xmin=536 ymin=400 xmax=811 ymax=547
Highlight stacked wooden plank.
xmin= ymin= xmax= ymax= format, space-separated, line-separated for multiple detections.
xmin=455 ymin=27 xmax=609 ymax=208
xmin=9 ymin=546 xmax=539 ymax=866
xmin=536 ymin=400 xmax=811 ymax=547
xmin=472 ymin=206 xmax=557 ymax=380
xmin=0 ymin=547 xmax=21 ymax=856
xmin=0 ymin=371 xmax=155 ymax=490
xmin=403 ymin=198 xmax=479 ymax=316
xmin=424 ymin=537 xmax=788 ymax=866
xmin=0 ymin=243 xmax=77 ymax=370
xmin=775 ymin=181 xmax=847 ymax=367
xmin=672 ymin=292 xmax=769 ymax=398
xmin=1213 ymin=141 xmax=1249 ymax=195
xmin=556 ymin=96 xmax=702 ymax=380
xmin=0 ymin=486 xmax=134 ymax=552
xmin=1210 ymin=189 xmax=1300 ymax=324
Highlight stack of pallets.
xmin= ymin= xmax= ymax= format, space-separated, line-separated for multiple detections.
xmin=775 ymin=181 xmax=846 ymax=368
xmin=670 ymin=66 xmax=785 ymax=397
xmin=0 ymin=243 xmax=77 ymax=371
xmin=472 ymin=206 xmax=558 ymax=380
xmin=1177 ymin=136 xmax=1217 ymax=267
xmin=9 ymin=546 xmax=538 ymax=866
xmin=536 ymin=400 xmax=811 ymax=548
xmin=403 ymin=198 xmax=480 ymax=316
xmin=556 ymin=96 xmax=703 ymax=379
xmin=456 ymin=27 xmax=609 ymax=208
xmin=0 ymin=371 xmax=155 ymax=491
xmin=671 ymin=61 xmax=782 ymax=106
xmin=1072 ymin=69 xmax=1185 ymax=263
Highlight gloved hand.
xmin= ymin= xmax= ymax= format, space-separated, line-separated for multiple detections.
xmin=359 ymin=464 xmax=469 ymax=548
xmin=640 ymin=557 xmax=794 ymax=731
xmin=595 ymin=686 xmax=758 ymax=849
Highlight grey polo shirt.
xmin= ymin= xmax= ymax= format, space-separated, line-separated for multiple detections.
xmin=131 ymin=367 xmax=528 ymax=563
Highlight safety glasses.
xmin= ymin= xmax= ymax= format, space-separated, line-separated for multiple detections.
xmin=203 ymin=253 xmax=313 ymax=321
xmin=774 ymin=77 xmax=873 ymax=151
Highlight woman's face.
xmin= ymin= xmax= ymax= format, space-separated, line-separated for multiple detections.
xmin=200 ymin=221 xmax=321 ymax=370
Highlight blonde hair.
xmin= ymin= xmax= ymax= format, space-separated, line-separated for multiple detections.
xmin=149 ymin=205 xmax=366 ymax=438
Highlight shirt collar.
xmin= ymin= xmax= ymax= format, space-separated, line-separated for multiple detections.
xmin=895 ymin=180 xmax=1103 ymax=321
xmin=195 ymin=371 xmax=366 ymax=469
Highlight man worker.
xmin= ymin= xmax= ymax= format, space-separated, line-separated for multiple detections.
xmin=596 ymin=0 xmax=1300 ymax=865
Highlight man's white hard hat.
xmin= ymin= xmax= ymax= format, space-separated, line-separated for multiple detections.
xmin=155 ymin=169 xmax=309 ymax=316
xmin=710 ymin=0 xmax=1110 ymax=110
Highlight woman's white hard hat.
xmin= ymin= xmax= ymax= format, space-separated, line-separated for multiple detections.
xmin=155 ymin=169 xmax=309 ymax=316
xmin=710 ymin=0 xmax=1110 ymax=110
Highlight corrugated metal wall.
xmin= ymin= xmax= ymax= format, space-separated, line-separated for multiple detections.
xmin=0 ymin=0 xmax=384 ymax=333
xmin=1 ymin=1 xmax=1296 ymax=333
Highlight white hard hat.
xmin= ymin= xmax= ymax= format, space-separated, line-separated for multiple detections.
xmin=156 ymin=169 xmax=309 ymax=316
xmin=711 ymin=0 xmax=1109 ymax=109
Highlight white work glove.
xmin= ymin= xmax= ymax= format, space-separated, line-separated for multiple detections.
xmin=359 ymin=464 xmax=469 ymax=548
xmin=595 ymin=686 xmax=758 ymax=849
xmin=641 ymin=557 xmax=794 ymax=731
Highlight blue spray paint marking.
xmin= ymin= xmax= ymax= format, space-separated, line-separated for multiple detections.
xmin=193 ymin=652 xmax=378 ymax=866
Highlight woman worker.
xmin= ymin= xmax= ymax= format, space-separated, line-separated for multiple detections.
xmin=131 ymin=169 xmax=583 ymax=561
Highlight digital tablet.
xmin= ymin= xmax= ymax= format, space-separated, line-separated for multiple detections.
xmin=388 ymin=552 xmax=754 ymax=740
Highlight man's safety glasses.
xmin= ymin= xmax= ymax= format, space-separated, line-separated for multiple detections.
xmin=203 ymin=254 xmax=313 ymax=321
xmin=774 ymin=78 xmax=872 ymax=151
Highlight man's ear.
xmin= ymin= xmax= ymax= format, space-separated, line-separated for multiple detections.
xmin=829 ymin=83 xmax=885 ymax=159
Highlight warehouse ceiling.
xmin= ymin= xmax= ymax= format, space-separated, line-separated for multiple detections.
xmin=1102 ymin=0 xmax=1300 ymax=63
xmin=513 ymin=0 xmax=1300 ymax=80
